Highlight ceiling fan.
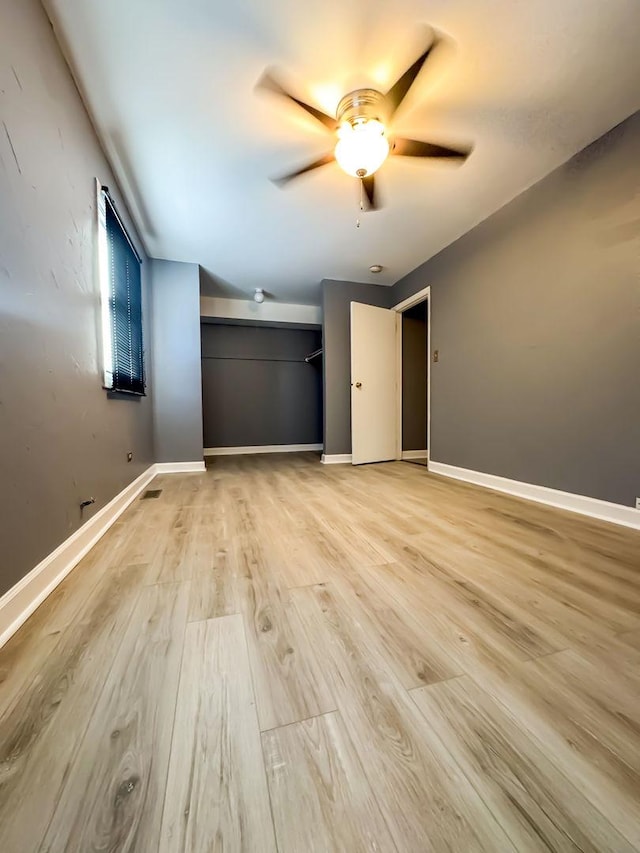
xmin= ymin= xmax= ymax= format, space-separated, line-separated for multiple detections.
xmin=258 ymin=34 xmax=472 ymax=210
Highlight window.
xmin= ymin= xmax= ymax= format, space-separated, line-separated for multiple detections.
xmin=97 ymin=184 xmax=145 ymax=395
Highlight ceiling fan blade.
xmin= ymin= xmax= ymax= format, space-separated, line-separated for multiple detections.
xmin=361 ymin=175 xmax=378 ymax=210
xmin=392 ymin=138 xmax=471 ymax=161
xmin=272 ymin=153 xmax=336 ymax=186
xmin=258 ymin=72 xmax=337 ymax=131
xmin=384 ymin=40 xmax=438 ymax=118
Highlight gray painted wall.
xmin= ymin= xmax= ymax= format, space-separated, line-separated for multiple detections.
xmin=150 ymin=260 xmax=203 ymax=463
xmin=321 ymin=279 xmax=390 ymax=456
xmin=201 ymin=323 xmax=322 ymax=448
xmin=402 ymin=302 xmax=428 ymax=452
xmin=390 ymin=111 xmax=640 ymax=507
xmin=0 ymin=0 xmax=154 ymax=596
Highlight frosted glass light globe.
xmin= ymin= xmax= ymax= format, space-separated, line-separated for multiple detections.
xmin=335 ymin=119 xmax=389 ymax=178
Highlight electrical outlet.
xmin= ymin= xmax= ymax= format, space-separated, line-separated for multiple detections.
xmin=636 ymin=497 xmax=640 ymax=510
xmin=127 ymin=451 xmax=133 ymax=462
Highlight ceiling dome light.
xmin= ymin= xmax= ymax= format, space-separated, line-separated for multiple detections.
xmin=254 ymin=288 xmax=265 ymax=303
xmin=335 ymin=119 xmax=389 ymax=178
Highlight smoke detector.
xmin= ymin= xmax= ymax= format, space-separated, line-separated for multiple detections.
xmin=254 ymin=288 xmax=265 ymax=303
xmin=369 ymin=264 xmax=383 ymax=274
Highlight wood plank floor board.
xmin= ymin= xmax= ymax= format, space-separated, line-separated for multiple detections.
xmin=232 ymin=518 xmax=336 ymax=730
xmin=39 ymin=581 xmax=190 ymax=853
xmin=331 ymin=475 xmax=432 ymax=538
xmin=406 ymin=525 xmax=628 ymax=657
xmin=117 ymin=507 xmax=177 ymax=569
xmin=0 ymin=617 xmax=61 ymax=722
xmin=262 ymin=711 xmax=397 ymax=853
xmin=409 ymin=525 xmax=631 ymax=651
xmin=333 ymin=460 xmax=464 ymax=515
xmin=232 ymin=468 xmax=311 ymax=536
xmin=432 ymin=510 xmax=640 ymax=631
xmin=255 ymin=498 xmax=368 ymax=580
xmin=478 ymin=501 xmax=640 ymax=579
xmin=338 ymin=516 xmax=565 ymax=663
xmin=310 ymin=500 xmax=397 ymax=569
xmin=185 ymin=504 xmax=240 ymax=620
xmin=255 ymin=522 xmax=336 ymax=589
xmin=241 ymin=473 xmax=339 ymax=588
xmin=356 ymin=559 xmax=541 ymax=674
xmin=250 ymin=467 xmax=396 ymax=572
xmin=565 ymin=632 xmax=640 ymax=686
xmin=159 ymin=615 xmax=276 ymax=853
xmin=0 ymin=515 xmax=147 ymax=727
xmin=411 ymin=675 xmax=636 ymax=852
xmin=143 ymin=508 xmax=194 ymax=584
xmin=331 ymin=566 xmax=462 ymax=689
xmin=520 ymin=649 xmax=640 ymax=769
xmin=150 ymin=472 xmax=209 ymax=509
xmin=187 ymin=557 xmax=238 ymax=621
xmin=0 ymin=557 xmax=102 ymax=720
xmin=0 ymin=515 xmax=135 ymax=691
xmin=0 ymin=562 xmax=148 ymax=852
xmin=617 ymin=626 xmax=640 ymax=645
xmin=2 ymin=455 xmax=639 ymax=851
xmin=466 ymin=652 xmax=640 ymax=847
xmin=277 ymin=534 xmax=335 ymax=587
xmin=396 ymin=538 xmax=562 ymax=660
xmin=290 ymin=582 xmax=517 ymax=852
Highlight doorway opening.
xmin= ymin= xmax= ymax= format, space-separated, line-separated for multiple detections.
xmin=393 ymin=286 xmax=431 ymax=469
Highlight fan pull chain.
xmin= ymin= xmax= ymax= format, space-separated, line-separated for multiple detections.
xmin=356 ymin=178 xmax=364 ymax=228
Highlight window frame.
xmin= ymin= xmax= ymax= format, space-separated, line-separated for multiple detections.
xmin=97 ymin=180 xmax=146 ymax=396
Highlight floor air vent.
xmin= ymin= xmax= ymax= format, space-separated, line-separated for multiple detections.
xmin=141 ymin=489 xmax=163 ymax=500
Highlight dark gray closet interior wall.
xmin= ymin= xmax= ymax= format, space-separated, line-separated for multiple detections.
xmin=390 ymin=110 xmax=640 ymax=507
xmin=201 ymin=323 xmax=322 ymax=448
xmin=321 ymin=279 xmax=391 ymax=456
xmin=0 ymin=0 xmax=154 ymax=596
xmin=150 ymin=260 xmax=203 ymax=463
xmin=402 ymin=302 xmax=428 ymax=452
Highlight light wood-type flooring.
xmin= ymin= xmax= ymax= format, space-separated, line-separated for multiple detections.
xmin=1 ymin=453 xmax=640 ymax=852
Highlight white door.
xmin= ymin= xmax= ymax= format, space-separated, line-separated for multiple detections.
xmin=350 ymin=301 xmax=398 ymax=465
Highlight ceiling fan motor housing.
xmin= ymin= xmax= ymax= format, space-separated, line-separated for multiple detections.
xmin=335 ymin=89 xmax=390 ymax=178
xmin=337 ymin=88 xmax=387 ymax=127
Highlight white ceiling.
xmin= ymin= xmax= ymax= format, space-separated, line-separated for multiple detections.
xmin=47 ymin=0 xmax=640 ymax=305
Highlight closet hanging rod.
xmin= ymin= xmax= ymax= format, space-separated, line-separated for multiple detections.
xmin=304 ymin=347 xmax=323 ymax=363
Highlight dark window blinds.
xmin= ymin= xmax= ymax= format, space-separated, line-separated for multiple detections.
xmin=104 ymin=194 xmax=145 ymax=395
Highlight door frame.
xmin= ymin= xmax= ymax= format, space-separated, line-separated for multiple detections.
xmin=391 ymin=285 xmax=431 ymax=466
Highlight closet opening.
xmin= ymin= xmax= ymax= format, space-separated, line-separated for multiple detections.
xmin=393 ymin=287 xmax=430 ymax=468
xmin=200 ymin=319 xmax=323 ymax=457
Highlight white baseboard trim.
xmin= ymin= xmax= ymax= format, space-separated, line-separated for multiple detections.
xmin=402 ymin=450 xmax=429 ymax=460
xmin=155 ymin=461 xmax=206 ymax=473
xmin=0 ymin=465 xmax=156 ymax=650
xmin=204 ymin=444 xmax=322 ymax=457
xmin=0 ymin=458 xmax=208 ymax=650
xmin=428 ymin=461 xmax=640 ymax=530
xmin=321 ymin=453 xmax=353 ymax=465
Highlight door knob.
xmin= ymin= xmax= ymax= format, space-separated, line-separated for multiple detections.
xmin=355 ymin=381 xmax=362 ymax=388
